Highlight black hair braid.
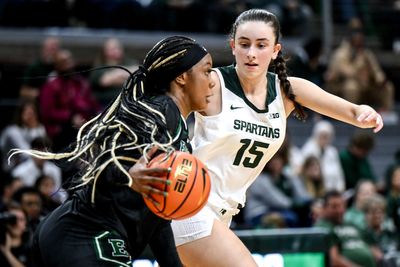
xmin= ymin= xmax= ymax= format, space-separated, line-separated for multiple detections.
xmin=273 ymin=51 xmax=307 ymax=121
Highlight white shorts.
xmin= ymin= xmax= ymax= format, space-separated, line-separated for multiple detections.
xmin=171 ymin=203 xmax=239 ymax=246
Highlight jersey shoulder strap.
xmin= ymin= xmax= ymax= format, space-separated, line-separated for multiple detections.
xmin=217 ymin=65 xmax=279 ymax=113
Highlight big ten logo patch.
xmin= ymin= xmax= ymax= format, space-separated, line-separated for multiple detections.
xmin=268 ymin=112 xmax=280 ymax=119
xmin=173 ymin=158 xmax=193 ymax=193
xmin=94 ymin=231 xmax=132 ymax=267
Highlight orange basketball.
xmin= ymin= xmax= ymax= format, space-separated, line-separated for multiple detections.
xmin=143 ymin=151 xmax=211 ymax=220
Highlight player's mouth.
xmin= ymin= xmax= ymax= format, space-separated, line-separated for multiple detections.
xmin=245 ymin=62 xmax=258 ymax=69
xmin=205 ymin=94 xmax=213 ymax=103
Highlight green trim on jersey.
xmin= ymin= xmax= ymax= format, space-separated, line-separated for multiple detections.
xmin=173 ymin=115 xmax=189 ymax=139
xmin=218 ymin=65 xmax=277 ymax=113
xmin=173 ymin=116 xmax=182 ymax=138
xmin=173 ymin=115 xmax=191 ymax=153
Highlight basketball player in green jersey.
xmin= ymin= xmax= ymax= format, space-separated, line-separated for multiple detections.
xmin=11 ymin=36 xmax=214 ymax=267
xmin=172 ymin=9 xmax=383 ymax=267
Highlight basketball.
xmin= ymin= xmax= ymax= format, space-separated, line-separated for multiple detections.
xmin=143 ymin=151 xmax=211 ymax=220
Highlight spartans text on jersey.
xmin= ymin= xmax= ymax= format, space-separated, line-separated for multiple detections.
xmin=233 ymin=119 xmax=280 ymax=138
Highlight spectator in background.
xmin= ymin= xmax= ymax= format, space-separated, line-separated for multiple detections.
xmin=12 ymin=187 xmax=43 ymax=238
xmin=325 ymin=18 xmax=395 ymax=114
xmin=280 ymin=133 xmax=303 ymax=177
xmin=0 ymin=175 xmax=23 ymax=212
xmin=0 ymin=202 xmax=31 ymax=267
xmin=39 ymin=49 xmax=101 ymax=151
xmin=19 ymin=37 xmax=61 ymax=100
xmin=362 ymin=194 xmax=400 ymax=259
xmin=245 ymin=148 xmax=311 ymax=228
xmin=315 ymin=190 xmax=380 ymax=267
xmin=288 ymin=37 xmax=326 ymax=121
xmin=11 ymin=137 xmax=62 ymax=192
xmin=344 ymin=179 xmax=377 ymax=230
xmin=288 ymin=37 xmax=326 ymax=88
xmin=34 ymin=175 xmax=63 ymax=215
xmin=299 ymin=155 xmax=325 ymax=199
xmin=0 ymin=99 xmax=47 ymax=172
xmin=89 ymin=37 xmax=138 ymax=107
xmin=301 ymin=120 xmax=345 ymax=192
xmin=310 ymin=198 xmax=324 ymax=224
xmin=383 ymin=148 xmax=400 ymax=195
xmin=386 ymin=165 xmax=400 ymax=232
xmin=340 ymin=129 xmax=376 ymax=189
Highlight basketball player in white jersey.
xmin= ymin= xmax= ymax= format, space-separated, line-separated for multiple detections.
xmin=172 ymin=9 xmax=383 ymax=267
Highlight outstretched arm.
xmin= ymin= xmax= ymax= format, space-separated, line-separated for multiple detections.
xmin=288 ymin=77 xmax=383 ymax=133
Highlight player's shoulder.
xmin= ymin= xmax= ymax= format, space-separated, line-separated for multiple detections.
xmin=215 ymin=65 xmax=235 ymax=81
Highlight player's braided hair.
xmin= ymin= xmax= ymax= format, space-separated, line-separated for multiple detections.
xmin=10 ymin=36 xmax=208 ymax=202
xmin=230 ymin=8 xmax=306 ymax=121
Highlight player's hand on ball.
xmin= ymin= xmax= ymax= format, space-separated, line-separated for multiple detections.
xmin=143 ymin=150 xmax=211 ymax=220
xmin=128 ymin=146 xmax=171 ymax=206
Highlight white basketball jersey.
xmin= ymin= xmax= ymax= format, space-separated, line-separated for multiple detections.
xmin=192 ymin=65 xmax=287 ymax=211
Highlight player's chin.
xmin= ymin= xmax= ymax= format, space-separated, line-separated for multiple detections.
xmin=193 ymin=105 xmax=207 ymax=112
xmin=195 ymin=102 xmax=208 ymax=112
xmin=197 ymin=105 xmax=207 ymax=112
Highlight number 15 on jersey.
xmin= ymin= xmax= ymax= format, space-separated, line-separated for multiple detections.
xmin=233 ymin=139 xmax=270 ymax=168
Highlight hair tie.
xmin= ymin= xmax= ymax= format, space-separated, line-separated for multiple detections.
xmin=138 ymin=65 xmax=149 ymax=77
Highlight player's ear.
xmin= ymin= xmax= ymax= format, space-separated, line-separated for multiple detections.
xmin=230 ymin=39 xmax=235 ymax=56
xmin=175 ymin=73 xmax=186 ymax=86
xmin=272 ymin=43 xmax=281 ymax=60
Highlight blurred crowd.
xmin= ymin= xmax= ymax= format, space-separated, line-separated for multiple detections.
xmin=0 ymin=0 xmax=399 ymax=44
xmin=0 ymin=36 xmax=134 ymax=266
xmin=240 ymin=124 xmax=400 ymax=265
xmin=0 ymin=0 xmax=315 ymax=35
xmin=289 ymin=16 xmax=398 ymax=119
xmin=0 ymin=1 xmax=399 ymax=266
